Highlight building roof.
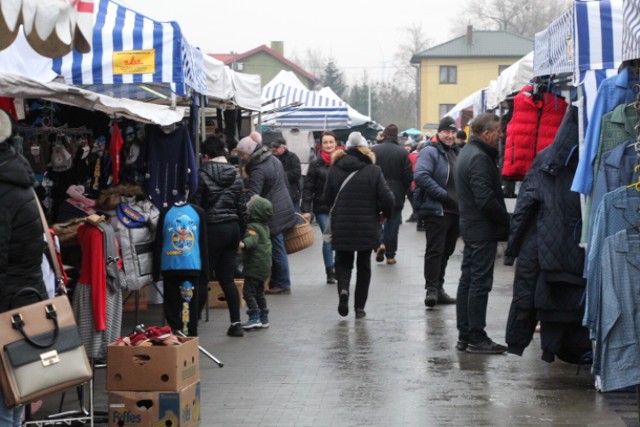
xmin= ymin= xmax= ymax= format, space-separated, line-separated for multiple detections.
xmin=411 ymin=30 xmax=533 ymax=62
xmin=210 ymin=44 xmax=317 ymax=83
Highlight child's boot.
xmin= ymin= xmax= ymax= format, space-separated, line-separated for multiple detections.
xmin=260 ymin=308 xmax=270 ymax=328
xmin=242 ymin=309 xmax=262 ymax=330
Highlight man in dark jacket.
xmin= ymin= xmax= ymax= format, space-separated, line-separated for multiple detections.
xmin=454 ymin=113 xmax=510 ymax=355
xmin=271 ymin=138 xmax=302 ymax=212
xmin=0 ymin=110 xmax=47 ymax=424
xmin=236 ymin=132 xmax=297 ymax=295
xmin=413 ymin=116 xmax=460 ymax=308
xmin=371 ymin=124 xmax=413 ymax=264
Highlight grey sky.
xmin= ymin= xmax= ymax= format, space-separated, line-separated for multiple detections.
xmin=116 ymin=0 xmax=468 ymax=84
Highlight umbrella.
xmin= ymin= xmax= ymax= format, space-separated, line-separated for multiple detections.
xmin=0 ymin=0 xmax=94 ymax=58
xmin=400 ymin=128 xmax=424 ymax=136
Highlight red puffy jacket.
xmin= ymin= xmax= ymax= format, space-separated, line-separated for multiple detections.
xmin=502 ymin=85 xmax=567 ymax=180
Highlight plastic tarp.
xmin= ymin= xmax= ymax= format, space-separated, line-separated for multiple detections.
xmin=261 ymin=71 xmax=350 ymax=131
xmin=622 ymin=0 xmax=640 ymax=61
xmin=486 ymin=52 xmax=534 ymax=110
xmin=0 ymin=72 xmax=186 ymax=125
xmin=51 ymin=0 xmax=207 ymax=99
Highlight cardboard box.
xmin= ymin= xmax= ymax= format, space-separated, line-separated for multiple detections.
xmin=107 ymin=337 xmax=199 ymax=391
xmin=207 ymin=279 xmax=245 ymax=309
xmin=108 ymin=380 xmax=201 ymax=427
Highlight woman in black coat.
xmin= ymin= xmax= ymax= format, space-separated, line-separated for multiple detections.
xmin=323 ymin=132 xmax=394 ymax=319
xmin=301 ymin=131 xmax=342 ymax=284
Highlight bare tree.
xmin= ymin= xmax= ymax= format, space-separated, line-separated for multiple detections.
xmin=290 ymin=47 xmax=327 ymax=82
xmin=461 ymin=0 xmax=572 ymax=38
xmin=392 ymin=23 xmax=431 ymax=90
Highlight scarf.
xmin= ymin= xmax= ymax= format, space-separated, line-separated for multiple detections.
xmin=321 ymin=146 xmax=344 ymax=165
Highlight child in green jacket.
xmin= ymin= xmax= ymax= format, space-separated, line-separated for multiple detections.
xmin=239 ymin=195 xmax=273 ymax=329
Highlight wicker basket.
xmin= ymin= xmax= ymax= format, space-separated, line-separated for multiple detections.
xmin=284 ymin=213 xmax=314 ymax=254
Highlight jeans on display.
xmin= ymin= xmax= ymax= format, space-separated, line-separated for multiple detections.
xmin=382 ymin=209 xmax=403 ymax=258
xmin=270 ymin=232 xmax=291 ymax=289
xmin=423 ymin=213 xmax=459 ymax=289
xmin=314 ymin=212 xmax=334 ymax=268
xmin=456 ymin=240 xmax=498 ymax=344
xmin=335 ymin=250 xmax=372 ymax=309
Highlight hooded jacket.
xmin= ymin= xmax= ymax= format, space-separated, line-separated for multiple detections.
xmin=245 ymin=145 xmax=296 ymax=235
xmin=0 ymin=145 xmax=47 ymax=312
xmin=190 ymin=159 xmax=248 ymax=232
xmin=241 ymin=196 xmax=273 ymax=281
xmin=371 ymin=137 xmax=413 ymax=210
xmin=323 ymin=147 xmax=395 ymax=251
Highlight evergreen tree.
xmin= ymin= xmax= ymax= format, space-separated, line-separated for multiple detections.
xmin=322 ymin=60 xmax=347 ymax=98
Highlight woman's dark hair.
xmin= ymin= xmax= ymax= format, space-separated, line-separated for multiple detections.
xmin=201 ymin=135 xmax=227 ymax=158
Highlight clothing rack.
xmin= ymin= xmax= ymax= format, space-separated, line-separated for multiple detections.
xmin=14 ymin=125 xmax=93 ymax=137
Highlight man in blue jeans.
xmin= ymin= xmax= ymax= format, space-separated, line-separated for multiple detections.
xmin=454 ymin=113 xmax=510 ymax=354
xmin=371 ymin=124 xmax=413 ymax=265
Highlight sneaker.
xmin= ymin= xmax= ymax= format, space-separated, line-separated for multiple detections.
xmin=437 ymin=288 xmax=456 ymax=305
xmin=355 ymin=308 xmax=366 ymax=319
xmin=424 ymin=287 xmax=437 ymax=308
xmin=455 ymin=341 xmax=468 ymax=351
xmin=375 ymin=245 xmax=386 ymax=262
xmin=242 ymin=318 xmax=262 ymax=330
xmin=466 ymin=339 xmax=507 ymax=354
xmin=338 ymin=290 xmax=349 ymax=317
xmin=227 ymin=322 xmax=244 ymax=337
xmin=386 ymin=258 xmax=397 ymax=265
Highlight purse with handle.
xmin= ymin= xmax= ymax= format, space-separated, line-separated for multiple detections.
xmin=0 ymin=191 xmax=92 ymax=408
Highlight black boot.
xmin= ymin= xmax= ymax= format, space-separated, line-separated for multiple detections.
xmin=326 ymin=267 xmax=336 ymax=284
xmin=437 ymin=288 xmax=456 ymax=304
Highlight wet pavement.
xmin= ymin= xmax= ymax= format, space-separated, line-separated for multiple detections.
xmin=31 ymin=209 xmax=640 ymax=426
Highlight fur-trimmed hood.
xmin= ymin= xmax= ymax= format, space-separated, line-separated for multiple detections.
xmin=96 ymin=183 xmax=147 ymax=210
xmin=331 ymin=146 xmax=375 ymax=166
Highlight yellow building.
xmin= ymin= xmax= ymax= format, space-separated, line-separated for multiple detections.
xmin=411 ymin=26 xmax=532 ymax=130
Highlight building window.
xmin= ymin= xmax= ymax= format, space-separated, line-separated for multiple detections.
xmin=439 ymin=66 xmax=457 ymax=84
xmin=498 ymin=64 xmax=509 ymax=74
xmin=439 ymin=104 xmax=456 ymax=118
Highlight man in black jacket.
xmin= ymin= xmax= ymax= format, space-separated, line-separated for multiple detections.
xmin=371 ymin=124 xmax=413 ymax=264
xmin=271 ymin=138 xmax=302 ymax=212
xmin=454 ymin=113 xmax=510 ymax=355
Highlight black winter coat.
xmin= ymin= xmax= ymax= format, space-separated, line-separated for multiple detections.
xmin=190 ymin=159 xmax=248 ymax=233
xmin=301 ymin=156 xmax=330 ymax=214
xmin=505 ymin=106 xmax=587 ymax=357
xmin=323 ymin=147 xmax=395 ymax=251
xmin=245 ymin=145 xmax=296 ymax=235
xmin=276 ymin=149 xmax=302 ymax=202
xmin=371 ymin=138 xmax=413 ymax=210
xmin=455 ymin=137 xmax=509 ymax=242
xmin=0 ymin=146 xmax=47 ymax=313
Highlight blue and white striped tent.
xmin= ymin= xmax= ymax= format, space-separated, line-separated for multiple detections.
xmin=52 ymin=0 xmax=207 ymax=100
xmin=533 ymin=0 xmax=623 ymax=123
xmin=261 ymin=71 xmax=350 ymax=131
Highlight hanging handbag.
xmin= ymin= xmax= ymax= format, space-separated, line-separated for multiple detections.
xmin=323 ymin=170 xmax=359 ymax=244
xmin=0 ymin=192 xmax=92 ymax=408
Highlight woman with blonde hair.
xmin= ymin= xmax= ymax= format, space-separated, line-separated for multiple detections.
xmin=323 ymin=132 xmax=395 ymax=318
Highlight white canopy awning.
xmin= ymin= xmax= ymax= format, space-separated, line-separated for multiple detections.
xmin=0 ymin=72 xmax=186 ymax=126
xmin=444 ymin=88 xmax=486 ymax=125
xmin=486 ymin=51 xmax=534 ymax=110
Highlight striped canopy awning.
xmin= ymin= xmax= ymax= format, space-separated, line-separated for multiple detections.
xmin=52 ymin=0 xmax=206 ymax=100
xmin=533 ymin=0 xmax=623 ymax=83
xmin=262 ymin=80 xmax=350 ymax=131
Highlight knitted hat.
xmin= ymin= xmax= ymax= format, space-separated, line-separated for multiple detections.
xmin=236 ymin=131 xmax=262 ymax=155
xmin=0 ymin=110 xmax=11 ymax=143
xmin=382 ymin=124 xmax=398 ymax=139
xmin=346 ymin=131 xmax=367 ymax=148
xmin=438 ymin=116 xmax=457 ymax=132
